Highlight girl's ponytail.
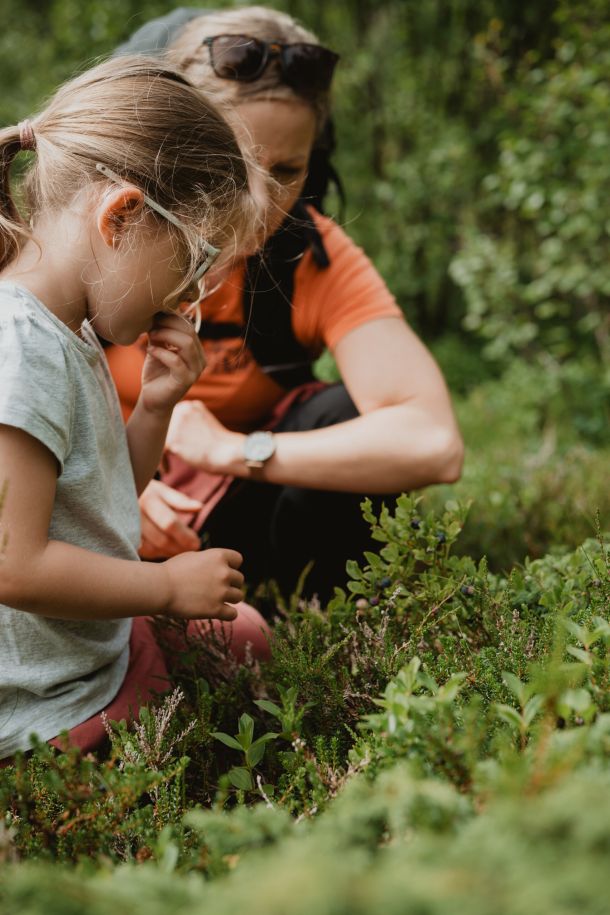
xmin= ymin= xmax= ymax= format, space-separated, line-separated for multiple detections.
xmin=0 ymin=124 xmax=32 ymax=270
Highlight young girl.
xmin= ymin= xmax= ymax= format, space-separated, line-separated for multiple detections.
xmin=0 ymin=56 xmax=268 ymax=760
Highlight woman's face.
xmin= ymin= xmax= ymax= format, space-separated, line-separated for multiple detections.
xmin=236 ymin=98 xmax=318 ymax=242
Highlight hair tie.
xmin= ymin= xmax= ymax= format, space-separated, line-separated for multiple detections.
xmin=18 ymin=120 xmax=36 ymax=152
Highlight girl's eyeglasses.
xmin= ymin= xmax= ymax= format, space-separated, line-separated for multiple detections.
xmin=96 ymin=163 xmax=221 ymax=331
xmin=95 ymin=163 xmax=220 ymax=282
xmin=202 ymin=35 xmax=339 ymax=94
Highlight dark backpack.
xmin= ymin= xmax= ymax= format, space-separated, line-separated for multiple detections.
xmin=115 ymin=7 xmax=344 ymax=388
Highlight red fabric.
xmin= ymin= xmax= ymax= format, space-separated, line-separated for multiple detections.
xmin=49 ymin=616 xmax=170 ymax=754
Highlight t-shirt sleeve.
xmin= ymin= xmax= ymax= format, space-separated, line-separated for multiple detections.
xmin=0 ymin=311 xmax=73 ymax=472
xmin=294 ymin=213 xmax=404 ymax=353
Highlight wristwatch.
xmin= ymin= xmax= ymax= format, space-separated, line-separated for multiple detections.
xmin=243 ymin=430 xmax=276 ymax=469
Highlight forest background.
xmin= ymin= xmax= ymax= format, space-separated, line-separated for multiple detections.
xmin=0 ymin=2 xmax=609 ymax=913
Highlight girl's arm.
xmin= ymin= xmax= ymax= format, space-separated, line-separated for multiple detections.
xmin=125 ymin=315 xmax=205 ymax=494
xmin=0 ymin=425 xmax=242 ymax=621
xmin=165 ymin=317 xmax=464 ymax=493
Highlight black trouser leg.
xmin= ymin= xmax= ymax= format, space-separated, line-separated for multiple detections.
xmin=202 ymin=385 xmax=398 ymax=604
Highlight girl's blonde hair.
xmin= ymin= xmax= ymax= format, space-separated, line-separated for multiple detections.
xmin=167 ymin=6 xmax=332 ymax=132
xmin=0 ymin=55 xmax=262 ymax=277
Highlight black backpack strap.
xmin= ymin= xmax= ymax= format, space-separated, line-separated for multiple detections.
xmin=198 ymin=202 xmax=330 ymax=390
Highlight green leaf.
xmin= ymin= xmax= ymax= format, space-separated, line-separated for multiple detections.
xmin=254 ymin=699 xmax=283 ymax=719
xmin=246 ymin=742 xmax=266 ymax=768
xmin=251 ymin=732 xmax=280 ymax=747
xmin=559 ymin=688 xmax=593 ymax=715
xmin=346 ymin=559 xmax=363 ymax=581
xmin=211 ymin=732 xmax=243 ymax=752
xmin=237 ymin=714 xmax=255 ymax=749
xmin=228 ymin=766 xmax=253 ymax=791
xmin=502 ymin=671 xmax=527 ymax=705
xmin=494 ymin=704 xmax=523 ymax=730
xmin=566 ymin=646 xmax=592 ymax=665
xmin=523 ymin=694 xmax=544 ymax=727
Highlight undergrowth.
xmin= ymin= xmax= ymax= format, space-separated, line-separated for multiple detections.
xmin=1 ymin=494 xmax=609 ymax=913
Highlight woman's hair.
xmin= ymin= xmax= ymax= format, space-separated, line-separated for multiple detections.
xmin=167 ymin=6 xmax=332 ymax=132
xmin=0 ymin=55 xmax=262 ymax=275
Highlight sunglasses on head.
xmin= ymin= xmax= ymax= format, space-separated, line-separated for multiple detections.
xmin=202 ymin=34 xmax=339 ymax=94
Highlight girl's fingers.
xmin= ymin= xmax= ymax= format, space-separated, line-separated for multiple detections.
xmin=224 ymin=587 xmax=245 ymax=605
xmin=148 ymin=326 xmax=197 ymax=351
xmin=146 ymin=345 xmax=190 ymax=379
xmin=220 ymin=549 xmax=244 ymax=570
xmin=219 ymin=604 xmax=239 ymax=622
xmin=228 ymin=569 xmax=245 ymax=589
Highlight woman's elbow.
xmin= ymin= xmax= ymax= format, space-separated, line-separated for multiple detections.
xmin=434 ymin=428 xmax=464 ymax=484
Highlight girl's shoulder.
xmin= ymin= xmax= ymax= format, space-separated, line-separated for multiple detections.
xmin=0 ymin=282 xmax=97 ymax=362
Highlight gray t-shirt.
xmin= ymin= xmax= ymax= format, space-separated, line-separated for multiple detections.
xmin=0 ymin=282 xmax=140 ymax=757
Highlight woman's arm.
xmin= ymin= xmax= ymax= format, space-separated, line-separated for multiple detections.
xmin=0 ymin=425 xmax=242 ymax=620
xmin=166 ymin=316 xmax=463 ymax=493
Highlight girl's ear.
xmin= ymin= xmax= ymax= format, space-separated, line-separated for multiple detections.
xmin=97 ymin=187 xmax=145 ymax=248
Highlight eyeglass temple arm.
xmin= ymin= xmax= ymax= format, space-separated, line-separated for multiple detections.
xmin=95 ymin=163 xmax=221 ymax=261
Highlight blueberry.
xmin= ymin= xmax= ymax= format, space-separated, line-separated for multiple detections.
xmin=369 ymin=596 xmax=380 ymax=607
xmin=355 ymin=598 xmax=368 ymax=611
xmin=379 ymin=576 xmax=392 ymax=589
xmin=410 ymin=518 xmax=421 ymax=530
xmin=436 ymin=531 xmax=446 ymax=545
xmin=461 ymin=584 xmax=475 ymax=597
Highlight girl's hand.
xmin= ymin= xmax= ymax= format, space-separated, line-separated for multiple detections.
xmin=163 ymin=548 xmax=244 ymax=621
xmin=140 ymin=314 xmax=206 ymax=415
xmin=165 ymin=400 xmax=245 ymax=474
xmin=139 ymin=479 xmax=202 ymax=559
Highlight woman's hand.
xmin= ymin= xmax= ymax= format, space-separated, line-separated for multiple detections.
xmin=139 ymin=479 xmax=202 ymax=560
xmin=140 ymin=314 xmax=206 ymax=416
xmin=165 ymin=400 xmax=245 ymax=474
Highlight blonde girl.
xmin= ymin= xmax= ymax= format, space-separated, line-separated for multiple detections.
xmin=0 ymin=56 xmax=268 ymax=760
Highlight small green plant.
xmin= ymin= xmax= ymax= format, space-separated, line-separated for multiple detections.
xmin=254 ymin=686 xmax=315 ymax=741
xmin=212 ymin=714 xmax=279 ymax=795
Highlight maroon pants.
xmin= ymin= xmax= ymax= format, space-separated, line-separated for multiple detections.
xmin=2 ymin=603 xmax=270 ymax=762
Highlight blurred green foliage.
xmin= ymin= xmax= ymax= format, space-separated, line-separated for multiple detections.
xmin=428 ymin=355 xmax=610 ymax=569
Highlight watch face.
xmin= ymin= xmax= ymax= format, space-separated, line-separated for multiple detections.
xmin=245 ymin=431 xmax=275 ymax=462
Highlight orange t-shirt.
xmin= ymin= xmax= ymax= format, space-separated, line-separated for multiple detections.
xmin=106 ymin=210 xmax=403 ymax=432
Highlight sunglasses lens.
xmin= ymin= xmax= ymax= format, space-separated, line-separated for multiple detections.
xmin=282 ymin=45 xmax=339 ymax=92
xmin=210 ymin=35 xmax=266 ymax=81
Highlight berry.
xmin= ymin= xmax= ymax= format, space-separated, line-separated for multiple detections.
xmin=410 ymin=518 xmax=421 ymax=530
xmin=379 ymin=576 xmax=392 ymax=589
xmin=369 ymin=596 xmax=380 ymax=607
xmin=461 ymin=584 xmax=475 ymax=597
xmin=355 ymin=598 xmax=368 ymax=611
xmin=436 ymin=531 xmax=446 ymax=545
